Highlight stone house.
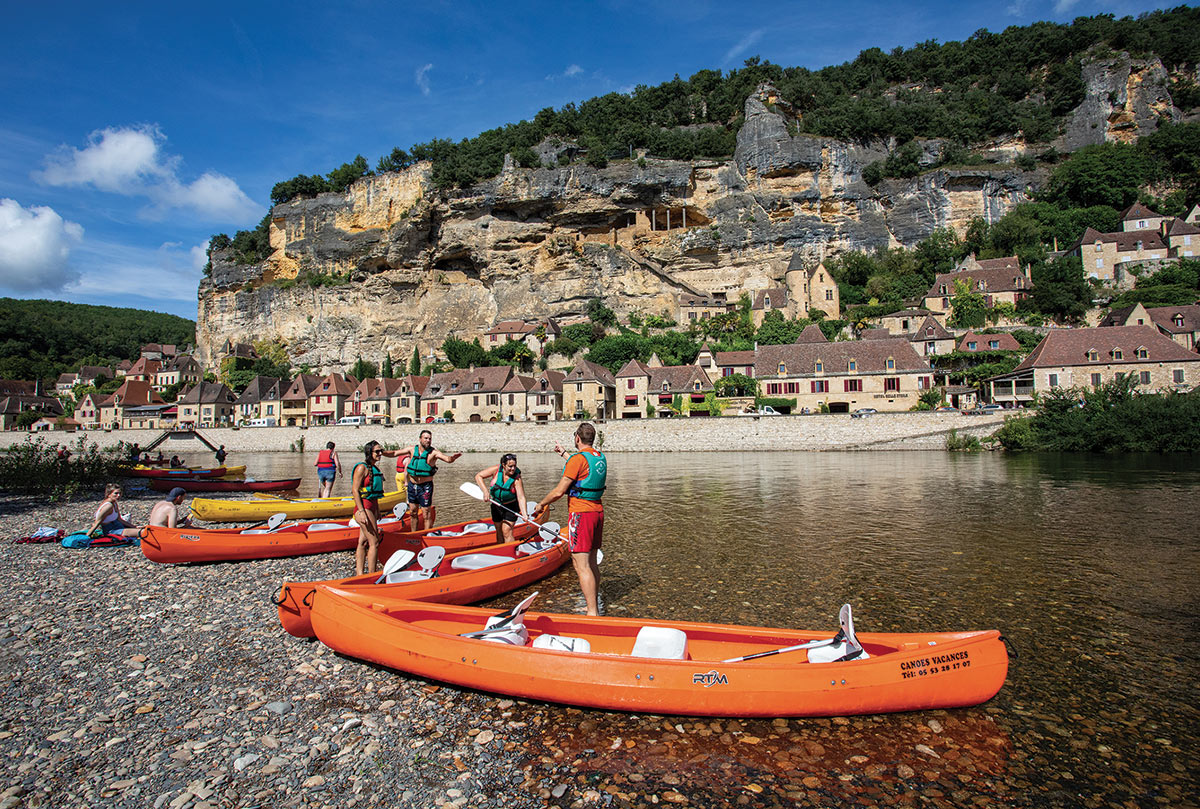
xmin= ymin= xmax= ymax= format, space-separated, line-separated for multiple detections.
xmin=1071 ymin=203 xmax=1200 ymax=285
xmin=1099 ymin=302 xmax=1200 ymax=353
xmin=877 ymin=308 xmax=943 ymax=335
xmin=518 ymin=370 xmax=565 ymax=422
xmin=754 ymin=338 xmax=933 ymax=413
xmin=98 ymin=380 xmax=164 ymax=428
xmin=677 ymin=292 xmax=731 ymax=324
xmin=234 ymin=376 xmax=283 ymax=424
xmin=125 ymin=357 xmax=162 ymax=387
xmin=695 ymin=344 xmax=756 ymax=378
xmin=749 ymin=289 xmax=789 ymax=328
xmin=561 ymin=359 xmax=616 ymax=420
xmin=784 ymin=257 xmax=840 ymax=320
xmin=421 ymin=366 xmax=514 ymax=422
xmin=389 ymin=375 xmax=428 ymax=424
xmin=120 ymin=404 xmax=173 ymax=430
xmin=987 ymin=325 xmax=1200 ymax=406
xmin=281 ymin=374 xmax=322 ymax=427
xmin=905 ymin=316 xmax=956 ymax=357
xmin=957 ymin=331 xmax=1022 ymax=353
xmin=923 ymin=256 xmax=1034 ymax=313
xmin=156 ymin=355 xmax=202 ymax=391
xmin=55 ymin=373 xmax=78 ymax=395
xmin=308 ymin=374 xmax=358 ymax=425
xmin=498 ymin=375 xmax=536 ymax=422
xmin=0 ymin=382 xmax=63 ymax=430
xmin=615 ymin=358 xmax=713 ymax=418
xmin=140 ymin=343 xmax=178 ymax=361
xmin=176 ymin=381 xmax=236 ymax=428
xmin=484 ymin=319 xmax=561 ymax=356
xmin=73 ymin=392 xmax=104 ymax=429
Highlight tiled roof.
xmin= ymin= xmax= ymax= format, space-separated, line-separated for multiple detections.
xmin=179 ymin=381 xmax=235 ymax=405
xmin=1076 ymin=227 xmax=1169 ymax=252
xmin=312 ymin=373 xmax=357 ymax=398
xmin=859 ymin=329 xmax=892 ymax=340
xmin=501 ymin=375 xmax=537 ymax=394
xmin=925 ymin=266 xmax=1033 ymax=298
xmin=646 ymin=365 xmax=712 ymax=393
xmin=882 ymin=308 xmax=933 ymax=318
xmin=615 ymin=359 xmax=651 ymax=378
xmin=909 ymin=316 xmax=952 ymax=341
xmin=1166 ymin=218 xmax=1200 ymax=237
xmin=565 ymin=359 xmax=616 ymax=387
xmin=715 ymin=350 xmax=756 ymax=366
xmin=424 ymin=366 xmax=514 ymax=397
xmin=282 ymin=374 xmax=323 ymax=401
xmin=797 ymin=324 xmax=828 ymax=343
xmin=486 ymin=320 xmax=531 ymax=335
xmin=235 ymin=376 xmax=283 ymax=405
xmin=751 ymin=289 xmax=788 ymax=311
xmin=103 ymin=380 xmax=165 ymax=407
xmin=1098 ymin=304 xmax=1142 ymax=327
xmin=1012 ymin=326 xmax=1200 ymax=372
xmin=1120 ymin=202 xmax=1161 ymax=221
xmin=1145 ymin=304 xmax=1200 ymax=334
xmin=755 ymin=338 xmax=929 ymax=376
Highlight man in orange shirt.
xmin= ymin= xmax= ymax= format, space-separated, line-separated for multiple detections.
xmin=539 ymin=422 xmax=607 ymax=615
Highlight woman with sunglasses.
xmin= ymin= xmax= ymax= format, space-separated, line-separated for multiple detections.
xmin=351 ymin=440 xmax=387 ymax=575
xmin=473 ymin=453 xmax=529 ymax=545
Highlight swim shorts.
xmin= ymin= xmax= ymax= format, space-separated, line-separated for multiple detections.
xmin=567 ymin=511 xmax=603 ymax=554
xmin=406 ymin=479 xmax=434 ymax=508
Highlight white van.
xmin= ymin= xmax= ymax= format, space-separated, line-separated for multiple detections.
xmin=247 ymin=417 xmax=277 ymax=427
xmin=337 ymin=415 xmax=366 ymax=426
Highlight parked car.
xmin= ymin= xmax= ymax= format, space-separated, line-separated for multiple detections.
xmin=962 ymin=404 xmax=1002 ymax=415
xmin=850 ymin=408 xmax=877 ymax=419
xmin=336 ymin=415 xmax=366 ymax=426
xmin=934 ymin=406 xmax=957 ymax=413
xmin=738 ymin=405 xmax=781 ymax=416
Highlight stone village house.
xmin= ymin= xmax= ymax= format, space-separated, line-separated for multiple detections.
xmin=281 ymin=374 xmax=322 ymax=427
xmin=987 ymin=325 xmax=1200 ymax=406
xmin=308 ymin=373 xmax=358 ymax=425
xmin=1099 ymin=302 xmax=1200 ymax=354
xmin=561 ymin=359 xmax=616 ymax=420
xmin=421 ymin=366 xmax=515 ymax=423
xmin=176 ymin=381 xmax=237 ymax=428
xmin=615 ymin=357 xmax=714 ymax=418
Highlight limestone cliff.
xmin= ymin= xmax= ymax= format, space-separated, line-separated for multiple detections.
xmin=197 ymin=57 xmax=1178 ymax=372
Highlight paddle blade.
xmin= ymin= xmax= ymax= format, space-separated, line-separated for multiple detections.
xmin=538 ymin=521 xmax=561 ymax=542
xmin=597 ymin=549 xmax=604 ymax=565
xmin=526 ymin=500 xmax=538 ymax=515
xmin=377 ymin=549 xmax=417 ymax=582
xmin=459 ymin=482 xmax=486 ymax=501
xmin=266 ymin=513 xmax=287 ymax=530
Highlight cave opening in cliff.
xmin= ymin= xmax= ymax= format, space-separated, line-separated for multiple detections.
xmin=434 ymin=254 xmax=480 ymax=279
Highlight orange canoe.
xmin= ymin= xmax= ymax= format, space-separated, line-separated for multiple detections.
xmin=140 ymin=511 xmax=541 ymax=564
xmin=309 ymin=592 xmax=1009 ymax=717
xmin=274 ymin=537 xmax=569 ymax=638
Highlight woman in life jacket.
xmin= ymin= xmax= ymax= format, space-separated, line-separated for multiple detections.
xmin=314 ymin=441 xmax=341 ymax=498
xmin=351 ymin=441 xmax=387 ymax=575
xmin=473 ymin=453 xmax=529 ymax=544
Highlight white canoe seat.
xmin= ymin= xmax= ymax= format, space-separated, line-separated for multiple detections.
xmin=807 ymin=604 xmax=871 ymax=663
xmin=630 ymin=626 xmax=689 ymax=660
xmin=515 ymin=540 xmax=555 ymax=556
xmin=532 ymin=634 xmax=591 ymax=653
xmin=383 ymin=545 xmax=445 ymax=583
xmin=478 ymin=613 xmax=528 ymax=646
xmin=378 ymin=516 xmax=400 ymax=525
xmin=449 ymin=553 xmax=512 ymax=571
xmin=463 ymin=522 xmax=492 ymax=533
xmin=309 ymin=523 xmax=346 ymax=532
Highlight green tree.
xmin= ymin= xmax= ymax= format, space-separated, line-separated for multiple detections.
xmin=381 ymin=353 xmax=393 ymax=378
xmin=1025 ymin=254 xmax=1092 ymax=323
xmin=442 ymin=337 xmax=489 ymax=369
xmin=349 ymin=355 xmax=379 ymax=380
xmin=410 ymin=346 xmax=421 ymax=376
xmin=948 ymin=279 xmax=987 ymax=328
xmin=586 ymin=297 xmax=617 ymax=327
xmin=327 ymin=155 xmax=372 ymax=193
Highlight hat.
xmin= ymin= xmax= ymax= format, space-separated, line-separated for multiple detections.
xmin=167 ymin=487 xmax=187 ymax=500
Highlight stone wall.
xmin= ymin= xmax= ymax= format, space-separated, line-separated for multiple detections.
xmin=5 ymin=413 xmax=1007 ymax=454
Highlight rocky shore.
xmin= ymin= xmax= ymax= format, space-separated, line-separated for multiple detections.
xmin=0 ymin=486 xmax=1046 ymax=809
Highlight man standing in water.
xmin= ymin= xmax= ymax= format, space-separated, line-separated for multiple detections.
xmin=393 ymin=429 xmax=460 ymax=529
xmin=539 ymin=422 xmax=606 ymax=616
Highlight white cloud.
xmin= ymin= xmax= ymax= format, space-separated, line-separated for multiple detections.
xmin=1054 ymin=0 xmax=1081 ymax=12
xmin=65 ymin=238 xmax=210 ymax=304
xmin=34 ymin=125 xmax=261 ymax=223
xmin=0 ymin=198 xmax=83 ymax=292
xmin=723 ymin=30 xmax=765 ymax=65
xmin=564 ymin=64 xmax=583 ymax=77
xmin=415 ymin=63 xmax=433 ymax=96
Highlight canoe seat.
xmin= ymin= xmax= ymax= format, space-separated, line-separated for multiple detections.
xmin=240 ymin=528 xmax=271 ymax=534
xmin=309 ymin=523 xmax=346 ymax=532
xmin=533 ymin=634 xmax=591 ymax=653
xmin=449 ymin=553 xmax=511 ymax=571
xmin=630 ymin=626 xmax=688 ymax=660
xmin=516 ymin=540 xmax=555 ymax=556
xmin=463 ymin=523 xmax=492 ymax=533
xmin=383 ymin=545 xmax=445 ymax=583
xmin=478 ymin=613 xmax=528 ymax=646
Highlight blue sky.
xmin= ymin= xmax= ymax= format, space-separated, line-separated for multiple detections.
xmin=0 ymin=0 xmax=1176 ymax=320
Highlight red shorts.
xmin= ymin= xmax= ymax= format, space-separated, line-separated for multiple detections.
xmin=567 ymin=511 xmax=603 ymax=554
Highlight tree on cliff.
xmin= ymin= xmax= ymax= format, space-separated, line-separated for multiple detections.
xmin=382 ymin=353 xmax=393 ymax=378
xmin=410 ymin=346 xmax=421 ymax=376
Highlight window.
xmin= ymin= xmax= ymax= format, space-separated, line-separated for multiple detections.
xmin=627 ymin=379 xmax=635 ymax=389
xmin=967 ymin=341 xmax=977 ymax=351
xmin=1094 ymin=241 xmax=1102 ymax=252
xmin=848 ymin=360 xmax=857 ymax=372
xmin=596 ymin=385 xmax=603 ymax=395
xmin=1095 ymin=259 xmax=1104 ymax=269
xmin=489 ymin=395 xmax=499 ymax=406
xmin=1173 ymin=369 xmax=1185 ymax=384
xmin=988 ymin=340 xmax=999 ymax=350
xmin=917 ymin=376 xmax=931 ymax=390
xmin=1048 ymin=373 xmax=1058 ymax=388
xmin=886 ymin=358 xmax=895 ymax=370
xmin=1175 ymin=315 xmax=1185 ymax=327
xmin=428 ymin=403 xmax=438 ymax=415
xmin=844 ymin=379 xmax=862 ymax=392
xmin=722 ymin=367 xmax=733 ymax=377
xmin=942 ymin=297 xmax=949 ymax=309
xmin=1136 ymin=347 xmax=1148 ymax=359
xmin=693 ymin=381 xmax=701 ymax=391
xmin=688 ymin=312 xmax=696 ymax=321
xmin=1139 ymin=371 xmax=1151 ymax=384
xmin=1112 ymin=348 xmax=1123 ymax=360
xmin=538 ymin=395 xmax=548 ymax=406
xmin=825 ymin=289 xmax=833 ymax=301
xmin=1087 ymin=350 xmax=1099 ymax=362
xmin=784 ymin=382 xmax=798 ymax=394
xmin=1091 ymin=373 xmax=1102 ymax=387
xmin=939 ymin=284 xmax=947 ymax=294
xmin=811 ymin=380 xmax=828 ymax=393
xmin=884 ymin=377 xmax=900 ymax=392
xmin=767 ymin=383 xmax=781 ymax=395
xmin=625 ymin=396 xmax=637 ymax=406
xmin=778 ymin=363 xmax=786 ymax=374
xmin=473 ymin=396 xmax=479 ymax=406
xmin=815 ymin=361 xmax=823 ymax=373
xmin=576 ymin=383 xmax=583 ymax=392
xmin=662 ymin=381 xmax=670 ymax=392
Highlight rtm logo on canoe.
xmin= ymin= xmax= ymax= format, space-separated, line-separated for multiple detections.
xmin=692 ymin=670 xmax=728 ymax=687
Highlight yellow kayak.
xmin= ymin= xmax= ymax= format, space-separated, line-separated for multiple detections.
xmin=190 ymin=490 xmax=406 ymax=522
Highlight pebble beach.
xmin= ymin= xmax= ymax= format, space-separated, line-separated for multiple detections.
xmin=0 ymin=488 xmax=1034 ymax=809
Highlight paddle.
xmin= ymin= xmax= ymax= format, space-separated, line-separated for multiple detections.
xmin=719 ymin=635 xmax=841 ymax=663
xmin=459 ymin=482 xmax=561 ymax=543
xmin=460 ymin=591 xmax=539 ymax=639
xmin=721 ymin=605 xmax=861 ymax=663
xmin=375 ymin=549 xmax=417 ymax=583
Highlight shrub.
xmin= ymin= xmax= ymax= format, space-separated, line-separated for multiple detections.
xmin=0 ymin=435 xmax=127 ymax=501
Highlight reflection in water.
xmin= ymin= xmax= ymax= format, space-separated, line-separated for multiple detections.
xmin=218 ymin=449 xmax=1198 ymax=805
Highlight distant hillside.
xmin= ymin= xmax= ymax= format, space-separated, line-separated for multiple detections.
xmin=0 ymin=298 xmax=195 ymax=382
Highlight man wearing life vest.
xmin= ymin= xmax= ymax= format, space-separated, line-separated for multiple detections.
xmin=314 ymin=441 xmax=341 ymax=498
xmin=392 ymin=429 xmax=461 ymax=530
xmin=539 ymin=422 xmax=606 ymax=616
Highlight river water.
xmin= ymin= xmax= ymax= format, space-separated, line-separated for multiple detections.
xmin=216 ymin=449 xmax=1199 ymax=806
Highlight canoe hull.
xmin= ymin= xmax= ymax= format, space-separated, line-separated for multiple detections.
xmin=148 ymin=477 xmax=301 ymax=493
xmin=310 ymin=592 xmax=1009 ymax=718
xmin=275 ymin=535 xmax=569 ymax=637
xmin=189 ymin=489 xmax=405 ymax=521
xmin=126 ymin=465 xmax=240 ymax=479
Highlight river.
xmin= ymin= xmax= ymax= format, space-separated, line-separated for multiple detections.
xmin=208 ymin=449 xmax=1199 ymax=806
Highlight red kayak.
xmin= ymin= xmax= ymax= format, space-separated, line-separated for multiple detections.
xmin=148 ymin=476 xmax=301 ymax=493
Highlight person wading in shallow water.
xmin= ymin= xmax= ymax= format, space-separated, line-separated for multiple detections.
xmin=314 ymin=441 xmax=341 ymax=498
xmin=393 ymin=430 xmax=460 ymax=529
xmin=351 ymin=441 xmax=387 ymax=575
xmin=538 ymin=422 xmax=606 ymax=616
xmin=474 ymin=453 xmax=529 ymax=545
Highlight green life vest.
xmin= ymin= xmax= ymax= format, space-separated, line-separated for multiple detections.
xmin=567 ymin=450 xmax=607 ymax=502
xmin=354 ymin=462 xmax=384 ymax=501
xmin=489 ymin=468 xmax=521 ymax=504
xmin=407 ymin=445 xmax=436 ymax=477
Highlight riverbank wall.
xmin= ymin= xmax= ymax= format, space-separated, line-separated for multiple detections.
xmin=3 ymin=412 xmax=1008 ymax=454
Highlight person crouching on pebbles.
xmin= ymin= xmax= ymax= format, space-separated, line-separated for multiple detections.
xmin=474 ymin=453 xmax=528 ymax=545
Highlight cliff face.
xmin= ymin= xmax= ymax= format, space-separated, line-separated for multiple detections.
xmin=197 ymin=59 xmax=1176 ymax=371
